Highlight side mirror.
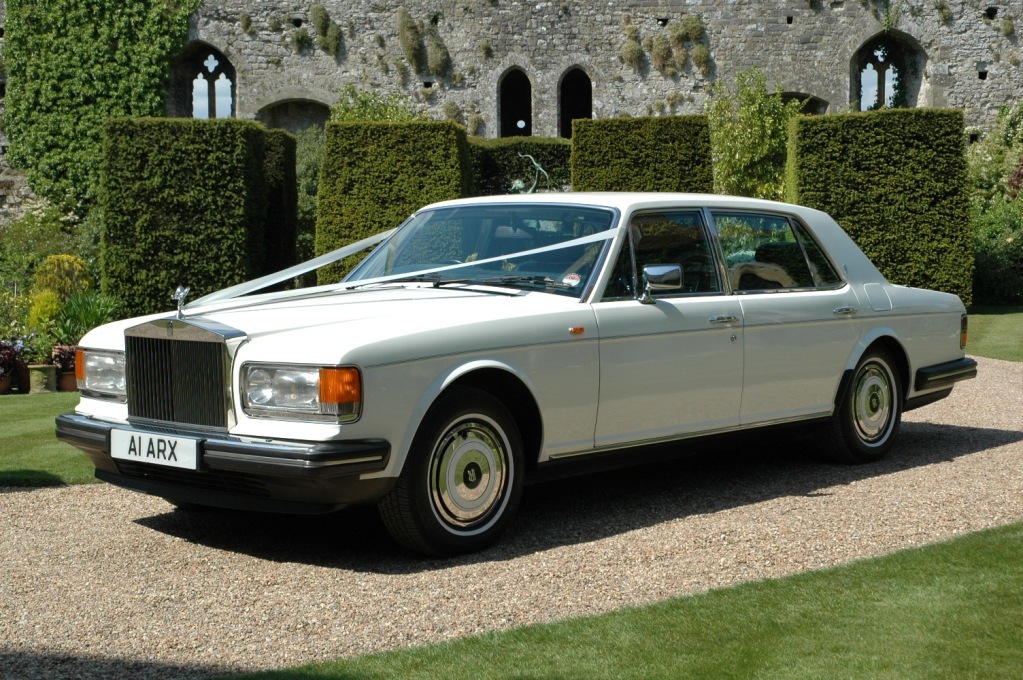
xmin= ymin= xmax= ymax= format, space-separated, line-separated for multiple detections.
xmin=639 ymin=264 xmax=683 ymax=304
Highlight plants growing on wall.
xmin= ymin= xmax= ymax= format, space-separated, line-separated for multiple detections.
xmin=4 ymin=0 xmax=201 ymax=215
xmin=398 ymin=8 xmax=425 ymax=73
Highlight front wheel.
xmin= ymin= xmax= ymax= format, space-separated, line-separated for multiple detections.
xmin=379 ymin=387 xmax=524 ymax=555
xmin=820 ymin=348 xmax=902 ymax=463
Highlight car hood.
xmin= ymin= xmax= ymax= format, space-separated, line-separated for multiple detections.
xmin=81 ymin=285 xmax=595 ymax=366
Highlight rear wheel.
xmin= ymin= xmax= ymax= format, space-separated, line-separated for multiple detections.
xmin=379 ymin=387 xmax=524 ymax=555
xmin=820 ymin=348 xmax=902 ymax=463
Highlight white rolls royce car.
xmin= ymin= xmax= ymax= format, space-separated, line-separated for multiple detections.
xmin=56 ymin=193 xmax=976 ymax=555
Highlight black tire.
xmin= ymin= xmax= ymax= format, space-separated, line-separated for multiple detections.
xmin=820 ymin=348 xmax=902 ymax=463
xmin=379 ymin=387 xmax=524 ymax=556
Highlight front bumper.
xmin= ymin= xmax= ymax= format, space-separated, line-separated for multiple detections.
xmin=55 ymin=413 xmax=394 ymax=513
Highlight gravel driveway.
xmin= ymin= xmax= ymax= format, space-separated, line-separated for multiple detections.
xmin=2 ymin=356 xmax=1022 ymax=679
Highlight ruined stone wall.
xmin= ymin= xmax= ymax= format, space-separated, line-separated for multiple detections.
xmin=191 ymin=0 xmax=1022 ymax=136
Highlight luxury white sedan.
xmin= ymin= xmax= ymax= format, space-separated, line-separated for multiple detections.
xmin=57 ymin=193 xmax=977 ymax=555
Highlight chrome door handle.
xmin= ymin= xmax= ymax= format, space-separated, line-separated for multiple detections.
xmin=709 ymin=315 xmax=738 ymax=325
xmin=833 ymin=306 xmax=858 ymax=316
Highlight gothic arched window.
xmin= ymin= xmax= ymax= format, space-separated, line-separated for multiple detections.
xmin=499 ymin=68 xmax=532 ymax=137
xmin=851 ymin=33 xmax=925 ymax=111
xmin=559 ymin=68 xmax=592 ymax=139
xmin=168 ymin=44 xmax=236 ymax=119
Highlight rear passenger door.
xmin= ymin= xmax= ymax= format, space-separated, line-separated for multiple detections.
xmin=593 ymin=210 xmax=743 ymax=448
xmin=711 ymin=210 xmax=861 ymax=425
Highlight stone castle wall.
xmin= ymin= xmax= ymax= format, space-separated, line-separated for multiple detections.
xmin=191 ymin=0 xmax=1021 ymax=136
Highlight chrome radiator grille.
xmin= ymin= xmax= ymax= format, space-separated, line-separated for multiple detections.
xmin=125 ymin=335 xmax=228 ymax=429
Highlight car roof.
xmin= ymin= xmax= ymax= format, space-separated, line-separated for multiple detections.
xmin=422 ymin=192 xmax=825 ymax=216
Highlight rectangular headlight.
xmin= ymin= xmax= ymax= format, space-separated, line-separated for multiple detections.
xmin=241 ymin=364 xmax=361 ymax=422
xmin=77 ymin=349 xmax=126 ymax=402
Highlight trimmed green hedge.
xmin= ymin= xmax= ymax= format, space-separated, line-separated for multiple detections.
xmin=786 ymin=109 xmax=973 ymax=306
xmin=263 ymin=128 xmax=299 ymax=279
xmin=315 ymin=121 xmax=471 ymax=284
xmin=100 ymin=118 xmax=295 ymax=317
xmin=468 ymin=137 xmax=572 ymax=195
xmin=571 ymin=116 xmax=713 ymax=192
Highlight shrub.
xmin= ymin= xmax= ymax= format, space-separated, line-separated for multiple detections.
xmin=787 ymin=108 xmax=973 ymax=305
xmin=295 ymin=126 xmax=325 ymax=272
xmin=677 ymin=14 xmax=705 ymax=42
xmin=571 ymin=116 xmax=713 ymax=192
xmin=32 ymin=254 xmax=91 ymax=300
xmin=708 ymin=68 xmax=805 ymax=200
xmin=0 ymin=203 xmax=79 ymax=294
xmin=621 ymin=38 xmax=645 ymax=71
xmin=398 ymin=8 xmax=424 ymax=73
xmin=972 ymin=200 xmax=1023 ymax=304
xmin=650 ymin=34 xmax=675 ymax=76
xmin=291 ymin=27 xmax=314 ymax=53
xmin=691 ymin=44 xmax=711 ymax=75
xmin=330 ymin=83 xmax=423 ymax=122
xmin=100 ymin=118 xmax=290 ymax=317
xmin=322 ymin=23 xmax=343 ymax=56
xmin=468 ymin=137 xmax=572 ymax=195
xmin=310 ymin=4 xmax=330 ymax=37
xmin=4 ymin=0 xmax=199 ymax=215
xmin=27 ymin=289 xmax=61 ymax=342
xmin=426 ymin=30 xmax=452 ymax=77
xmin=54 ymin=290 xmax=122 ymax=345
xmin=315 ymin=121 xmax=471 ymax=283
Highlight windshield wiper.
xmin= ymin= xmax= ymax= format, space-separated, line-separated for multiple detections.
xmin=477 ymin=275 xmax=574 ymax=290
xmin=347 ymin=273 xmax=470 ymax=289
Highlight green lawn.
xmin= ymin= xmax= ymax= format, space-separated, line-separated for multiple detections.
xmin=232 ymin=521 xmax=1023 ymax=680
xmin=0 ymin=391 xmax=96 ymax=486
xmin=967 ymin=305 xmax=1023 ymax=362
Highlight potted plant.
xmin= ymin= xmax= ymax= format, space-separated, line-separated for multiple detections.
xmin=22 ymin=330 xmax=57 ymax=393
xmin=0 ymin=339 xmax=23 ymax=394
xmin=52 ymin=344 xmax=78 ymax=392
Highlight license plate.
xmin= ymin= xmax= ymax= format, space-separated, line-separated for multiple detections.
xmin=111 ymin=429 xmax=199 ymax=470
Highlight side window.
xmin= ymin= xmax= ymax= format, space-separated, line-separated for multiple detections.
xmin=792 ymin=221 xmax=843 ymax=287
xmin=714 ymin=212 xmax=816 ymax=292
xmin=602 ymin=211 xmax=721 ymax=300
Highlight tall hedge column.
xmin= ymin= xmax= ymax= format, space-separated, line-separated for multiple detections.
xmin=786 ymin=109 xmax=973 ymax=306
xmin=571 ymin=116 xmax=713 ymax=192
xmin=100 ymin=118 xmax=296 ymax=317
xmin=315 ymin=121 xmax=472 ymax=284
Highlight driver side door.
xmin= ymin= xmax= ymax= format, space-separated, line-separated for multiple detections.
xmin=593 ymin=210 xmax=744 ymax=448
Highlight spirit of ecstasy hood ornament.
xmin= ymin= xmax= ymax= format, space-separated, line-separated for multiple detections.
xmin=172 ymin=285 xmax=191 ymax=319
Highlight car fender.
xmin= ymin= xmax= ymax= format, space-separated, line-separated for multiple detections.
xmin=391 ymin=358 xmax=542 ymax=476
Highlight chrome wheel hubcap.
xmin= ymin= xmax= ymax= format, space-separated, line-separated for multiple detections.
xmin=430 ymin=417 xmax=508 ymax=531
xmin=853 ymin=362 xmax=893 ymax=444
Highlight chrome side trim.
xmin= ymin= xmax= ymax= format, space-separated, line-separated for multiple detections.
xmin=550 ymin=410 xmax=834 ymax=460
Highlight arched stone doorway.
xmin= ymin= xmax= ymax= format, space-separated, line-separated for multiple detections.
xmin=559 ymin=68 xmax=592 ymax=138
xmin=499 ymin=68 xmax=532 ymax=137
xmin=781 ymin=92 xmax=829 ymax=115
xmin=256 ymin=100 xmax=330 ymax=134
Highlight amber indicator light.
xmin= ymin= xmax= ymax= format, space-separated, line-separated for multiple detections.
xmin=319 ymin=367 xmax=361 ymax=404
xmin=75 ymin=349 xmax=85 ymax=381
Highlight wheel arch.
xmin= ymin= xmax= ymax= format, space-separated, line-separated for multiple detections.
xmin=838 ymin=333 xmax=910 ymax=407
xmin=445 ymin=368 xmax=544 ymax=474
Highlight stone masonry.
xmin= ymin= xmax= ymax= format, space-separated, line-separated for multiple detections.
xmin=183 ymin=0 xmax=1021 ymax=136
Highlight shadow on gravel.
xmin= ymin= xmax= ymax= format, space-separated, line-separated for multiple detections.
xmin=133 ymin=421 xmax=1023 ymax=574
xmin=0 ymin=650 xmax=234 ymax=680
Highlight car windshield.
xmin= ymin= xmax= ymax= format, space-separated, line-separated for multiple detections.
xmin=344 ymin=204 xmax=618 ymax=298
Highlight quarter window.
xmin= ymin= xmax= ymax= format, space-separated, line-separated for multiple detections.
xmin=714 ymin=212 xmax=820 ymax=292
